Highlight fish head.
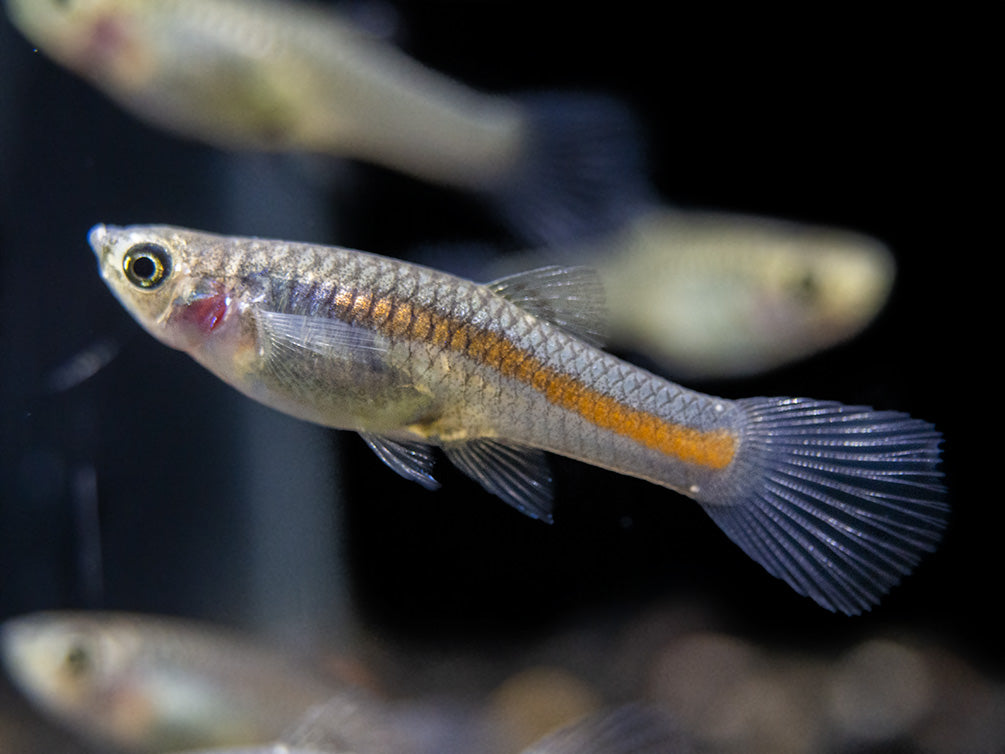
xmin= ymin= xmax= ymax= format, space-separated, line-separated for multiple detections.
xmin=90 ymin=223 xmax=239 ymax=355
xmin=4 ymin=0 xmax=150 ymax=91
xmin=759 ymin=227 xmax=896 ymax=343
xmin=1 ymin=611 xmax=146 ymax=743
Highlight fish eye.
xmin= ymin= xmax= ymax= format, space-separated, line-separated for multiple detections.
xmin=123 ymin=243 xmax=172 ymax=289
xmin=790 ymin=271 xmax=820 ymax=303
xmin=63 ymin=641 xmax=93 ymax=678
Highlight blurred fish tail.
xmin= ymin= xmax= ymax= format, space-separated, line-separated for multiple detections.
xmin=700 ymin=397 xmax=947 ymax=614
xmin=492 ymin=92 xmax=653 ymax=245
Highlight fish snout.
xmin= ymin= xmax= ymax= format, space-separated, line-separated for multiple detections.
xmin=87 ymin=223 xmax=109 ymax=259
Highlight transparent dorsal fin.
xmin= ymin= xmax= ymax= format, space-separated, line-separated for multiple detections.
xmin=487 ymin=265 xmax=606 ymax=347
xmin=360 ymin=433 xmax=440 ymax=490
xmin=442 ymin=439 xmax=553 ymax=522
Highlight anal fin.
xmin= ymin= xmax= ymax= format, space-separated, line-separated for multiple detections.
xmin=442 ymin=439 xmax=553 ymax=522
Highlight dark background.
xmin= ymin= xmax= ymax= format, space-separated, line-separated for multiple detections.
xmin=0 ymin=0 xmax=990 ymax=688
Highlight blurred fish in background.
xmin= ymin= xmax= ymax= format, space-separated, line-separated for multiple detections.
xmin=240 ymin=700 xmax=688 ymax=754
xmin=5 ymin=607 xmax=1005 ymax=754
xmin=0 ymin=611 xmax=355 ymax=751
xmin=2 ymin=0 xmax=649 ymax=245
xmin=1 ymin=609 xmax=684 ymax=754
xmin=514 ymin=704 xmax=688 ymax=754
xmin=478 ymin=207 xmax=896 ymax=379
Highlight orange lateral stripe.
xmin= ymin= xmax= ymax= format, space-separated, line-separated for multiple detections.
xmin=349 ymin=292 xmax=736 ymax=470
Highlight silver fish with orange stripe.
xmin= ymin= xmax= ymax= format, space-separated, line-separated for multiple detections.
xmin=89 ymin=224 xmax=948 ymax=615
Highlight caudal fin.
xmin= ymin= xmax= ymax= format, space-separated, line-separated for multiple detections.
xmin=701 ymin=397 xmax=947 ymax=615
xmin=488 ymin=92 xmax=655 ymax=246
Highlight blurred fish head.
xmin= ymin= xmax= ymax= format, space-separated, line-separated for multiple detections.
xmin=4 ymin=0 xmax=149 ymax=90
xmin=89 ymin=223 xmax=242 ymax=358
xmin=754 ymin=227 xmax=896 ymax=344
xmin=1 ymin=612 xmax=146 ymax=742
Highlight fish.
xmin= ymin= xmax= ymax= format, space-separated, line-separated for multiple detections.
xmin=0 ymin=610 xmax=347 ymax=752
xmin=484 ymin=207 xmax=897 ymax=378
xmin=88 ymin=223 xmax=947 ymax=615
xmin=3 ymin=0 xmax=646 ymax=244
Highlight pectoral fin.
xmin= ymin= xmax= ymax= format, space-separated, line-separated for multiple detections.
xmin=257 ymin=309 xmax=388 ymax=360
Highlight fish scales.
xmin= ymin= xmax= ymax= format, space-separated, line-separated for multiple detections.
xmin=90 ymin=225 xmax=947 ymax=614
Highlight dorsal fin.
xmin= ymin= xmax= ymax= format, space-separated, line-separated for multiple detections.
xmin=487 ymin=265 xmax=606 ymax=347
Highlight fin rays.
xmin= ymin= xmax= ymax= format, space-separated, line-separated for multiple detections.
xmin=702 ymin=397 xmax=946 ymax=614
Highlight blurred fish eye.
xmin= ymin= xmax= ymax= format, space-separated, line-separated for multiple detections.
xmin=123 ymin=243 xmax=172 ymax=289
xmin=790 ymin=270 xmax=820 ymax=303
xmin=62 ymin=639 xmax=94 ymax=679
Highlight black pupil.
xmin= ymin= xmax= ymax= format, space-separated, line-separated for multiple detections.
xmin=65 ymin=644 xmax=90 ymax=675
xmin=131 ymin=255 xmax=157 ymax=279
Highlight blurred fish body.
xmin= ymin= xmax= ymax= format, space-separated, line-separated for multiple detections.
xmin=0 ymin=611 xmax=342 ymax=751
xmin=519 ymin=705 xmax=690 ymax=754
xmin=89 ymin=223 xmax=946 ymax=614
xmin=173 ymin=704 xmax=689 ymax=754
xmin=3 ymin=0 xmax=644 ymax=243
xmin=496 ymin=208 xmax=896 ymax=379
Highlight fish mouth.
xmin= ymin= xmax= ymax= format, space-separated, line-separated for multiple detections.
xmin=87 ymin=223 xmax=109 ymax=257
xmin=87 ymin=223 xmax=115 ymax=277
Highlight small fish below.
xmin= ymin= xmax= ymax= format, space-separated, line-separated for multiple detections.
xmin=88 ymin=223 xmax=947 ymax=615
xmin=0 ymin=611 xmax=569 ymax=754
xmin=3 ymin=0 xmax=648 ymax=244
xmin=0 ymin=610 xmax=348 ymax=752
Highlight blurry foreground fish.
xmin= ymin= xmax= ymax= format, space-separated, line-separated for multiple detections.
xmin=4 ymin=0 xmax=645 ymax=243
xmin=89 ymin=224 xmax=947 ymax=614
xmin=0 ymin=611 xmax=344 ymax=751
xmin=483 ymin=208 xmax=896 ymax=379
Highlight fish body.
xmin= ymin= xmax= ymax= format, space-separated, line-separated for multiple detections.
xmin=0 ymin=611 xmax=343 ymax=751
xmin=90 ymin=224 xmax=946 ymax=614
xmin=519 ymin=705 xmax=690 ymax=754
xmin=3 ymin=0 xmax=523 ymax=182
xmin=491 ymin=208 xmax=896 ymax=378
xmin=170 ymin=704 xmax=689 ymax=754
xmin=5 ymin=0 xmax=644 ymax=243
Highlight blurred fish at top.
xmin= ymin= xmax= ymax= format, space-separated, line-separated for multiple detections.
xmin=0 ymin=610 xmax=348 ymax=752
xmin=484 ymin=208 xmax=897 ymax=379
xmin=3 ymin=0 xmax=649 ymax=245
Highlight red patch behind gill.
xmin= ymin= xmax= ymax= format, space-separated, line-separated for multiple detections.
xmin=179 ymin=289 xmax=230 ymax=334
